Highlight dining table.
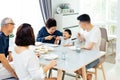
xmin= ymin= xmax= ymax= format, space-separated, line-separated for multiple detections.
xmin=36 ymin=43 xmax=105 ymax=80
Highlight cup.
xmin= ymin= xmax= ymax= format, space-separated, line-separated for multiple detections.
xmin=61 ymin=52 xmax=66 ymax=60
xmin=76 ymin=47 xmax=81 ymax=53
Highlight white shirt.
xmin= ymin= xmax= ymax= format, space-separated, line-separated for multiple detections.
xmin=60 ymin=37 xmax=73 ymax=46
xmin=83 ymin=27 xmax=101 ymax=51
xmin=12 ymin=49 xmax=45 ymax=80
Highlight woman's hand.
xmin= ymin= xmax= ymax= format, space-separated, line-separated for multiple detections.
xmin=35 ymin=53 xmax=40 ymax=58
xmin=49 ymin=60 xmax=57 ymax=68
xmin=43 ymin=60 xmax=57 ymax=73
xmin=45 ymin=35 xmax=54 ymax=40
xmin=54 ymin=36 xmax=61 ymax=44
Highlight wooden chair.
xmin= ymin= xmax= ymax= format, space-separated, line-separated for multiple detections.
xmin=87 ymin=38 xmax=107 ymax=80
xmin=45 ymin=78 xmax=57 ymax=80
xmin=48 ymin=68 xmax=65 ymax=80
xmin=87 ymin=55 xmax=106 ymax=80
xmin=100 ymin=27 xmax=116 ymax=54
xmin=2 ymin=77 xmax=17 ymax=80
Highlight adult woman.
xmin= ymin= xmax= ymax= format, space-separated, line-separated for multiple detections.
xmin=12 ymin=23 xmax=57 ymax=80
xmin=37 ymin=18 xmax=62 ymax=44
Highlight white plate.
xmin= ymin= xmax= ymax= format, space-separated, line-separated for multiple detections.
xmin=35 ymin=42 xmax=43 ymax=46
xmin=47 ymin=47 xmax=55 ymax=51
xmin=49 ymin=44 xmax=59 ymax=47
xmin=44 ymin=54 xmax=58 ymax=60
xmin=68 ymin=46 xmax=76 ymax=50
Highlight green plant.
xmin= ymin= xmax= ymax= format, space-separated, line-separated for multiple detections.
xmin=9 ymin=33 xmax=14 ymax=38
xmin=111 ymin=25 xmax=117 ymax=34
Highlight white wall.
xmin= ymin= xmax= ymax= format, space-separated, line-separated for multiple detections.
xmin=116 ymin=0 xmax=120 ymax=55
xmin=0 ymin=0 xmax=44 ymax=36
xmin=51 ymin=0 xmax=80 ymax=16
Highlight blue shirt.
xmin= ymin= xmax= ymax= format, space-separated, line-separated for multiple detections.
xmin=37 ymin=27 xmax=62 ymax=44
xmin=0 ymin=31 xmax=9 ymax=57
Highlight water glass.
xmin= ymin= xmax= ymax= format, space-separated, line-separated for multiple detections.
xmin=76 ymin=46 xmax=81 ymax=53
xmin=61 ymin=52 xmax=66 ymax=60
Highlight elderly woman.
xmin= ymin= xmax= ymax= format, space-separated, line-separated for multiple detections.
xmin=12 ymin=23 xmax=57 ymax=80
xmin=37 ymin=18 xmax=62 ymax=44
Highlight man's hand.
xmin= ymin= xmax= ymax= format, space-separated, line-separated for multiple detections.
xmin=0 ymin=54 xmax=18 ymax=78
xmin=81 ymin=42 xmax=95 ymax=50
xmin=77 ymin=33 xmax=81 ymax=39
xmin=8 ymin=52 xmax=13 ymax=62
xmin=45 ymin=35 xmax=54 ymax=40
xmin=77 ymin=33 xmax=85 ymax=42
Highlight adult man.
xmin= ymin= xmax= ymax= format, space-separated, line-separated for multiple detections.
xmin=0 ymin=17 xmax=17 ymax=79
xmin=76 ymin=14 xmax=101 ymax=80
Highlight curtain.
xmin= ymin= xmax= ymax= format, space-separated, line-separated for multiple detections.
xmin=39 ymin=0 xmax=52 ymax=23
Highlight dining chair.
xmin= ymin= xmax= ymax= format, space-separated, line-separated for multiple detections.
xmin=45 ymin=78 xmax=57 ymax=80
xmin=48 ymin=68 xmax=65 ymax=80
xmin=87 ymin=38 xmax=107 ymax=80
xmin=99 ymin=27 xmax=116 ymax=54
xmin=2 ymin=77 xmax=17 ymax=80
xmin=99 ymin=28 xmax=108 ymax=42
xmin=87 ymin=28 xmax=108 ymax=80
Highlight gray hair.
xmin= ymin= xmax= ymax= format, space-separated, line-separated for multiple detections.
xmin=1 ymin=17 xmax=14 ymax=27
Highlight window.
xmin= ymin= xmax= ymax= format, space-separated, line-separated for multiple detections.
xmin=79 ymin=0 xmax=117 ymax=35
xmin=0 ymin=0 xmax=44 ymax=36
xmin=106 ymin=0 xmax=117 ymax=22
xmin=79 ymin=0 xmax=106 ymax=23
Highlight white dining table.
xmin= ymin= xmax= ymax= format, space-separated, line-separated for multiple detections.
xmin=38 ymin=44 xmax=105 ymax=80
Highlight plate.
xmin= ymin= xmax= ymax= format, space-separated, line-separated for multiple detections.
xmin=47 ymin=47 xmax=55 ymax=51
xmin=44 ymin=54 xmax=58 ymax=60
xmin=68 ymin=46 xmax=76 ymax=50
xmin=40 ymin=49 xmax=48 ymax=54
xmin=49 ymin=44 xmax=59 ymax=47
xmin=35 ymin=42 xmax=43 ymax=46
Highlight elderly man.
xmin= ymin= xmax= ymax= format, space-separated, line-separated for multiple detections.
xmin=0 ymin=18 xmax=17 ymax=79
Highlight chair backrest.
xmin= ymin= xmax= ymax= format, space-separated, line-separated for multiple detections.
xmin=99 ymin=27 xmax=108 ymax=42
xmin=99 ymin=38 xmax=107 ymax=52
xmin=97 ymin=28 xmax=108 ymax=66
xmin=98 ymin=38 xmax=106 ymax=65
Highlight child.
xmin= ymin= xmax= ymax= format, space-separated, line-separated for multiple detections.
xmin=55 ymin=29 xmax=73 ymax=46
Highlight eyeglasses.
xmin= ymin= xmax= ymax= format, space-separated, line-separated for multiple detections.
xmin=7 ymin=23 xmax=15 ymax=25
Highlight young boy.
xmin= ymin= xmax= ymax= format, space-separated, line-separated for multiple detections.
xmin=55 ymin=29 xmax=73 ymax=46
